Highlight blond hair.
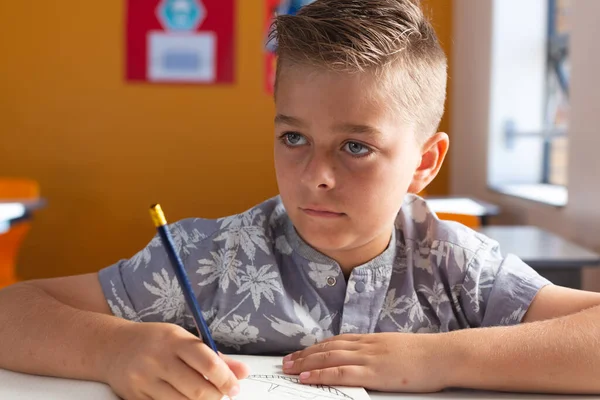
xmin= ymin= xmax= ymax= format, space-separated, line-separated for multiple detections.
xmin=270 ymin=0 xmax=447 ymax=138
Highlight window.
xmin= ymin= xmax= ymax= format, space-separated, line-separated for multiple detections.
xmin=545 ymin=0 xmax=570 ymax=186
xmin=487 ymin=0 xmax=570 ymax=206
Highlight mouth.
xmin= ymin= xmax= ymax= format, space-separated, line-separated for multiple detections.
xmin=300 ymin=207 xmax=346 ymax=218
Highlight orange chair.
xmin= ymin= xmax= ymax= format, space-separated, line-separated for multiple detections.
xmin=0 ymin=178 xmax=40 ymax=288
xmin=435 ymin=212 xmax=481 ymax=229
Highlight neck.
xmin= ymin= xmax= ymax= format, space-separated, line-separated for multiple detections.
xmin=321 ymin=228 xmax=394 ymax=279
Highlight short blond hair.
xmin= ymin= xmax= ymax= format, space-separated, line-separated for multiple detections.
xmin=270 ymin=0 xmax=447 ymax=138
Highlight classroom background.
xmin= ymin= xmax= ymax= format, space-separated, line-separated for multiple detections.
xmin=2 ymin=0 xmax=600 ymax=291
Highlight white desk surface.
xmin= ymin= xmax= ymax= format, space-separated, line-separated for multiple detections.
xmin=0 ymin=199 xmax=46 ymax=234
xmin=0 ymin=203 xmax=26 ymax=234
xmin=424 ymin=197 xmax=502 ymax=218
xmin=478 ymin=225 xmax=600 ymax=268
xmin=0 ymin=368 xmax=597 ymax=400
xmin=425 ymin=198 xmax=490 ymax=216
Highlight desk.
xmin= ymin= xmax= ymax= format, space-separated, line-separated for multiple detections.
xmin=0 ymin=198 xmax=46 ymax=234
xmin=478 ymin=225 xmax=600 ymax=289
xmin=0 ymin=368 xmax=597 ymax=400
xmin=425 ymin=197 xmax=500 ymax=225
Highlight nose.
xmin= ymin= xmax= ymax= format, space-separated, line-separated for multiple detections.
xmin=300 ymin=150 xmax=336 ymax=191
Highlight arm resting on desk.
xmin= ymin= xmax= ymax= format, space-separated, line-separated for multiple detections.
xmin=284 ymin=285 xmax=600 ymax=394
xmin=0 ymin=275 xmax=129 ymax=381
xmin=0 ymin=276 xmax=248 ymax=400
xmin=446 ymin=284 xmax=600 ymax=394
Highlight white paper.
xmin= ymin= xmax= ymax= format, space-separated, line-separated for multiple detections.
xmin=147 ymin=31 xmax=216 ymax=82
xmin=226 ymin=355 xmax=371 ymax=400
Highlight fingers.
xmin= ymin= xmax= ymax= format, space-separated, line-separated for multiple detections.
xmin=320 ymin=334 xmax=363 ymax=343
xmin=221 ymin=353 xmax=251 ymax=379
xmin=142 ymin=380 xmax=190 ymax=400
xmin=177 ymin=342 xmax=240 ymax=398
xmin=297 ymin=366 xmax=365 ymax=387
xmin=283 ymin=349 xmax=365 ymax=375
xmin=284 ymin=339 xmax=361 ymax=362
xmin=159 ymin=356 xmax=225 ymax=400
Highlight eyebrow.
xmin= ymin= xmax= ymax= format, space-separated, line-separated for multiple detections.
xmin=332 ymin=122 xmax=383 ymax=137
xmin=274 ymin=114 xmax=306 ymax=127
xmin=274 ymin=114 xmax=383 ymax=137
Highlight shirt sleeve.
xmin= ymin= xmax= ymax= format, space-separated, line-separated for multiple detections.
xmin=459 ymin=238 xmax=553 ymax=327
xmin=97 ymin=218 xmax=220 ymax=328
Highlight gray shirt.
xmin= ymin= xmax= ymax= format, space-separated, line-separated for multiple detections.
xmin=99 ymin=194 xmax=551 ymax=354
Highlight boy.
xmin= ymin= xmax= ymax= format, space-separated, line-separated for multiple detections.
xmin=2 ymin=0 xmax=600 ymax=399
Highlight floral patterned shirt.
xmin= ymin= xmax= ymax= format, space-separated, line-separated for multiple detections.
xmin=98 ymin=194 xmax=551 ymax=354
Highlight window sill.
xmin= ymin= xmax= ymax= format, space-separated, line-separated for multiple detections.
xmin=489 ymin=184 xmax=568 ymax=207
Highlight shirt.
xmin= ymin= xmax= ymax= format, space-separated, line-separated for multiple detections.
xmin=98 ymin=194 xmax=551 ymax=354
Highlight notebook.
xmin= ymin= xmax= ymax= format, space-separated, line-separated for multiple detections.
xmin=226 ymin=355 xmax=371 ymax=400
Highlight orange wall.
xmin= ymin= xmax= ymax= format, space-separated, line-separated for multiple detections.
xmin=0 ymin=1 xmax=452 ymax=279
xmin=422 ymin=0 xmax=453 ymax=196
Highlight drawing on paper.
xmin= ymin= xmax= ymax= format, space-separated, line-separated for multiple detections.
xmin=246 ymin=374 xmax=354 ymax=400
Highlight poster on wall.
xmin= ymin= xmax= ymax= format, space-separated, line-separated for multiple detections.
xmin=264 ymin=0 xmax=316 ymax=94
xmin=126 ymin=0 xmax=235 ymax=84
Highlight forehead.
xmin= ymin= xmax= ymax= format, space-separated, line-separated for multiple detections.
xmin=274 ymin=65 xmax=400 ymax=127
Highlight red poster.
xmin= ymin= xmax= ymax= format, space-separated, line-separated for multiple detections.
xmin=126 ymin=0 xmax=235 ymax=84
xmin=264 ymin=1 xmax=316 ymax=93
xmin=265 ymin=0 xmax=279 ymax=94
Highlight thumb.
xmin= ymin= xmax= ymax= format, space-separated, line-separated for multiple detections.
xmin=221 ymin=353 xmax=251 ymax=380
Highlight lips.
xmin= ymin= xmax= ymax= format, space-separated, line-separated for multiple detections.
xmin=300 ymin=206 xmax=345 ymax=218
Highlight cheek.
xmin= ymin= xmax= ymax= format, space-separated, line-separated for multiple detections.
xmin=275 ymin=147 xmax=294 ymax=169
xmin=274 ymin=148 xmax=299 ymax=192
xmin=346 ymin=159 xmax=411 ymax=208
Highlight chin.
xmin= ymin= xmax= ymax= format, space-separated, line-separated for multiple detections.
xmin=304 ymin=233 xmax=354 ymax=253
xmin=294 ymin=220 xmax=356 ymax=252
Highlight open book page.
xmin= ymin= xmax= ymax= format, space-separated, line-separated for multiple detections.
xmin=225 ymin=355 xmax=371 ymax=400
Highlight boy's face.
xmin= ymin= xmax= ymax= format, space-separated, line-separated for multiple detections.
xmin=274 ymin=65 xmax=447 ymax=266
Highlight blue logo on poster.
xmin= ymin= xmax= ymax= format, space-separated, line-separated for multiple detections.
xmin=266 ymin=0 xmax=316 ymax=52
xmin=157 ymin=0 xmax=206 ymax=31
xmin=276 ymin=0 xmax=316 ymax=16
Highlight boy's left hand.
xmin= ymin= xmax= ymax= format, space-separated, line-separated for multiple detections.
xmin=282 ymin=333 xmax=450 ymax=393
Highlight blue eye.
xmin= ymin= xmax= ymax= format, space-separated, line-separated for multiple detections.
xmin=344 ymin=141 xmax=370 ymax=156
xmin=282 ymin=133 xmax=307 ymax=146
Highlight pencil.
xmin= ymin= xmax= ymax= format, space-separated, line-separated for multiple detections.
xmin=149 ymin=203 xmax=218 ymax=353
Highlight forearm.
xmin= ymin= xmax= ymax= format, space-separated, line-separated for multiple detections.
xmin=0 ymin=283 xmax=132 ymax=382
xmin=441 ymin=305 xmax=600 ymax=394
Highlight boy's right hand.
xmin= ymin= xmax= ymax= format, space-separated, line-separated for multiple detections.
xmin=106 ymin=322 xmax=248 ymax=400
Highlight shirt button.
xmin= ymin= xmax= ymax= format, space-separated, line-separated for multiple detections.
xmin=355 ymin=281 xmax=366 ymax=293
xmin=326 ymin=276 xmax=337 ymax=287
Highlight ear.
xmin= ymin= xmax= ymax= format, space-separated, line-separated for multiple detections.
xmin=408 ymin=132 xmax=449 ymax=194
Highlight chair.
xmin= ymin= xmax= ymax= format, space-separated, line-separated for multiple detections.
xmin=435 ymin=212 xmax=481 ymax=229
xmin=0 ymin=178 xmax=40 ymax=288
